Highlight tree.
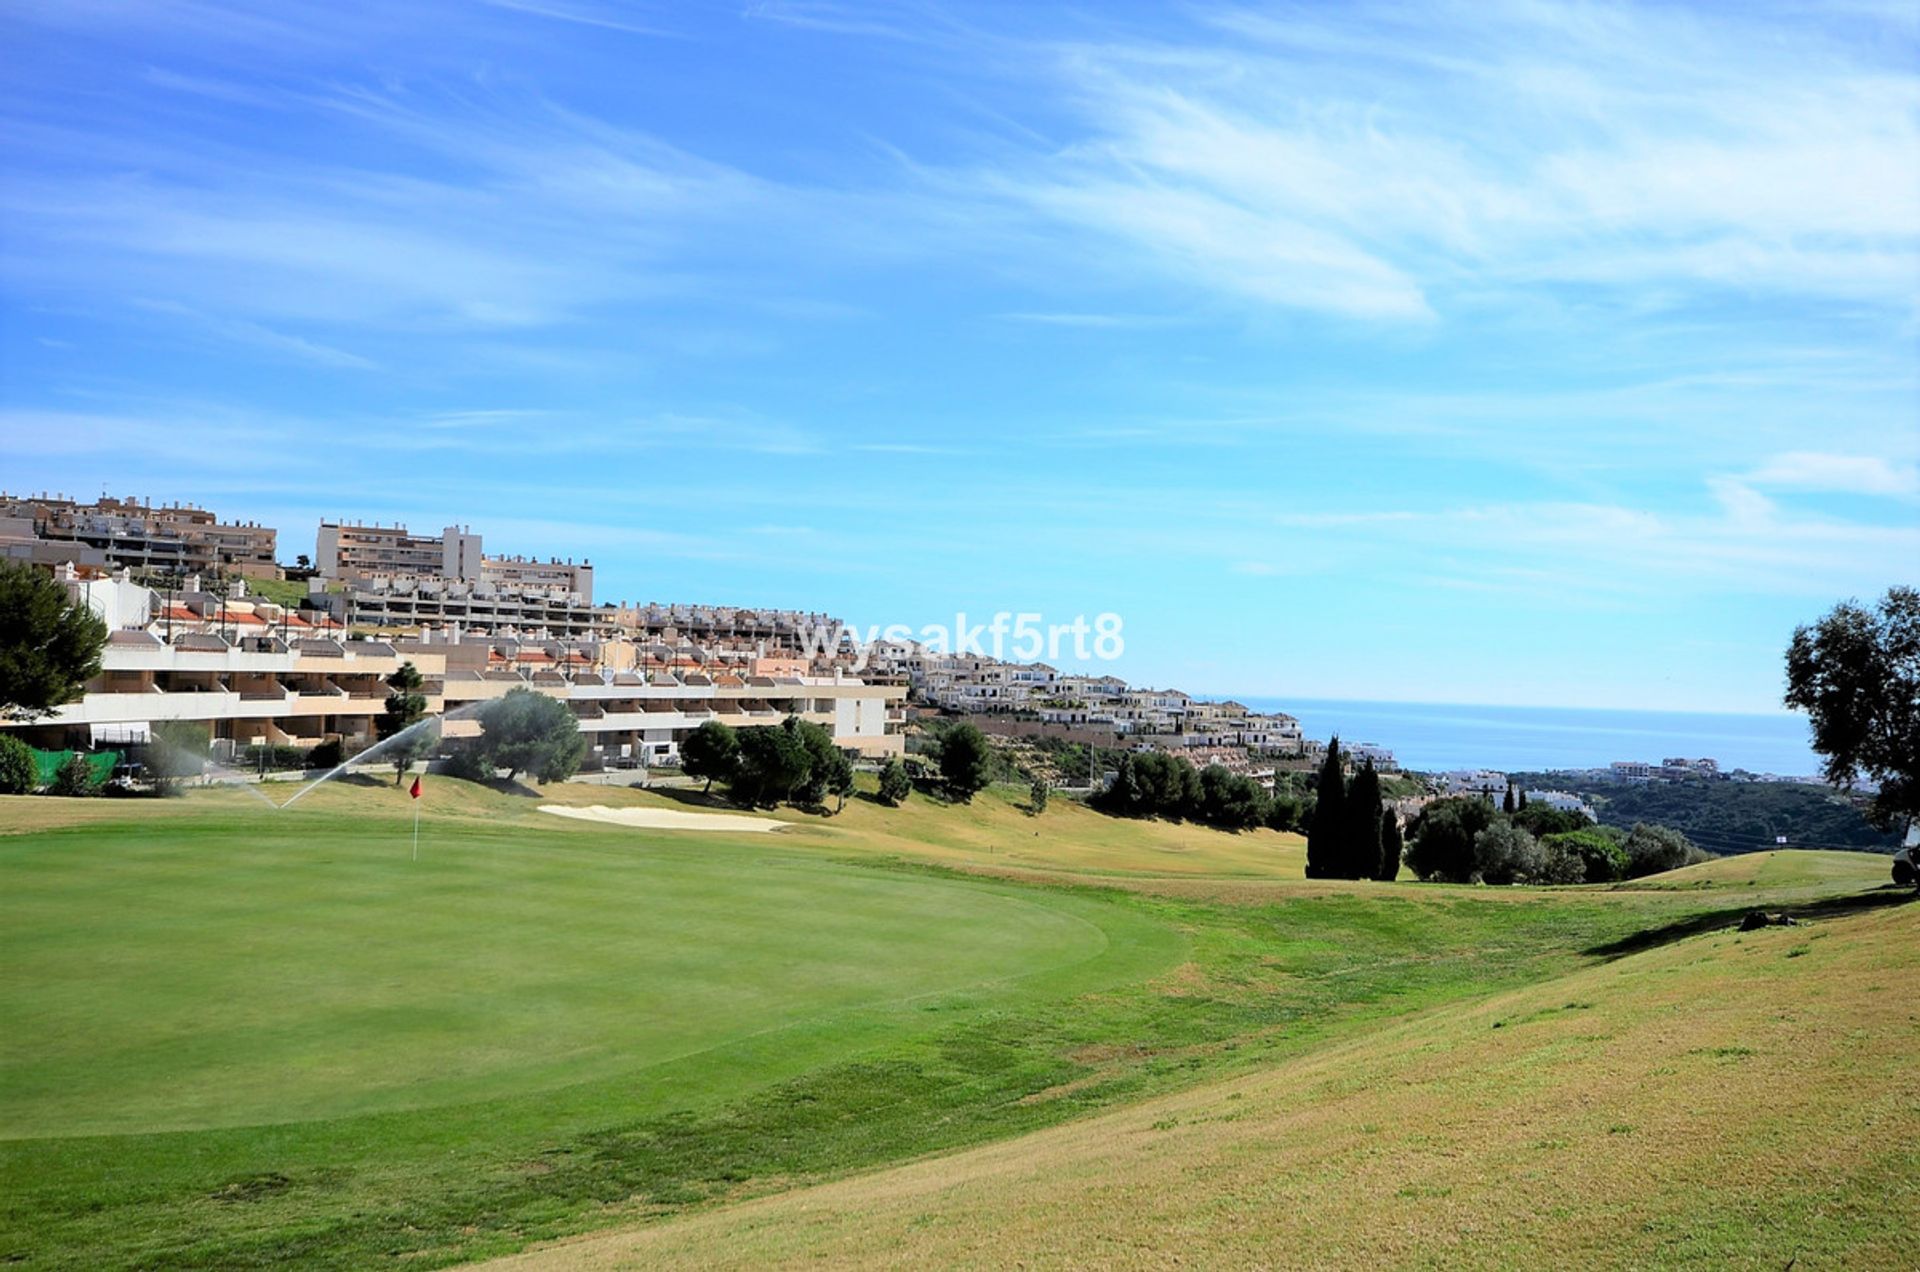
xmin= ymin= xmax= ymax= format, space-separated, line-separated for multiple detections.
xmin=1621 ymin=822 xmax=1705 ymax=878
xmin=1512 ymin=803 xmax=1590 ymax=838
xmin=1518 ymin=788 xmax=1529 ymax=810
xmin=1375 ymin=808 xmax=1403 ymax=881
xmin=878 ymin=756 xmax=912 ymax=806
xmin=0 ymin=734 xmax=34 ymax=794
xmin=1029 ymin=776 xmax=1049 ymax=814
xmin=1543 ymin=827 xmax=1629 ymax=883
xmin=731 ymin=722 xmax=813 ymax=807
xmin=1305 ymin=737 xmax=1346 ymax=879
xmin=681 ymin=719 xmax=740 ymax=792
xmin=1502 ymin=784 xmax=1516 ymax=815
xmin=50 ymin=752 xmax=99 ymax=798
xmin=1403 ymin=796 xmax=1494 ymax=883
xmin=938 ymin=722 xmax=993 ymax=803
xmin=477 ymin=687 xmax=585 ymax=784
xmin=1785 ymin=587 xmax=1919 ymax=831
xmin=378 ymin=660 xmax=431 ymax=785
xmin=1266 ymin=791 xmax=1303 ymax=833
xmin=824 ymin=748 xmax=856 ymax=813
xmin=0 ymin=561 xmax=108 ymax=721
xmin=1472 ymin=821 xmax=1541 ymax=885
xmin=1342 ymin=760 xmax=1383 ymax=879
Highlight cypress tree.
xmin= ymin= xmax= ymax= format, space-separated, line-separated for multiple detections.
xmin=1376 ymin=807 xmax=1403 ymax=881
xmin=1518 ymin=788 xmax=1529 ymax=810
xmin=1305 ymin=737 xmax=1345 ymax=879
xmin=1502 ymin=783 xmax=1516 ymax=815
xmin=1342 ymin=759 xmax=1382 ymax=880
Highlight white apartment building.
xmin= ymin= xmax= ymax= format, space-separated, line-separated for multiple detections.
xmin=5 ymin=574 xmax=902 ymax=767
xmin=1440 ymin=769 xmax=1511 ymax=800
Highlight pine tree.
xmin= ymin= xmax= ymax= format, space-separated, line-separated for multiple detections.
xmin=1305 ymin=737 xmax=1346 ymax=879
xmin=1342 ymin=759 xmax=1383 ymax=880
xmin=1376 ymin=807 xmax=1403 ymax=881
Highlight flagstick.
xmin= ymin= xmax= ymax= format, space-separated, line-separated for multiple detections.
xmin=413 ymin=796 xmax=420 ymax=861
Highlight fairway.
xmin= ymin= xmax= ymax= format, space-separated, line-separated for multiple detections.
xmin=2 ymin=780 xmax=1908 ymax=1271
xmin=2 ymin=803 xmax=1127 ymax=1137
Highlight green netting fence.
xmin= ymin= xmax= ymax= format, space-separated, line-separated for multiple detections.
xmin=29 ymin=748 xmax=122 ymax=788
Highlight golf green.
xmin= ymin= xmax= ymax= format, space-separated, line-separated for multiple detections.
xmin=2 ymin=804 xmax=1147 ymax=1139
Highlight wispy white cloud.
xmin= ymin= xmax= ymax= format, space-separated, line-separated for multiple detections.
xmin=1740 ymin=451 xmax=1920 ymax=498
xmin=969 ymin=1 xmax=1920 ymax=320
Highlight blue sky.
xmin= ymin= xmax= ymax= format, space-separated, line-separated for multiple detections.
xmin=2 ymin=0 xmax=1916 ymax=713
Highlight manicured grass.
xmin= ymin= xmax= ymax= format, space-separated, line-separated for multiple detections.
xmin=535 ymin=891 xmax=1920 ymax=1270
xmin=0 ymin=780 xmax=1902 ymax=1269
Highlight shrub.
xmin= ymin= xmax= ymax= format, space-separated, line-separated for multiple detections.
xmin=0 ymin=735 xmax=36 ymax=794
xmin=1534 ymin=837 xmax=1590 ymax=885
xmin=306 ymin=738 xmax=345 ymax=771
xmin=1622 ymin=822 xmax=1707 ymax=878
xmin=1512 ymin=803 xmax=1592 ymax=837
xmin=48 ymin=752 xmax=99 ymax=798
xmin=877 ymin=757 xmax=911 ymax=806
xmin=1404 ymin=796 xmax=1495 ymax=883
xmin=1265 ymin=791 xmax=1303 ymax=833
xmin=1542 ymin=827 xmax=1629 ymax=883
xmin=1472 ymin=820 xmax=1542 ymax=885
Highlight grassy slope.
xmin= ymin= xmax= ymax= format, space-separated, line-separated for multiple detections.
xmin=497 ymin=898 xmax=1920 ymax=1271
xmin=1 ymin=781 xmax=1905 ymax=1269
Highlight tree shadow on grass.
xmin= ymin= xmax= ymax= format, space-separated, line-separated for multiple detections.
xmin=1585 ymin=885 xmax=1917 ymax=960
xmin=645 ymin=785 xmax=742 ymax=811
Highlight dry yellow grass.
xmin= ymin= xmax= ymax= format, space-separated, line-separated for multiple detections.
xmin=488 ymin=899 xmax=1920 ymax=1271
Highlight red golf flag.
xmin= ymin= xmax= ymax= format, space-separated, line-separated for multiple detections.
xmin=410 ymin=776 xmax=422 ymax=799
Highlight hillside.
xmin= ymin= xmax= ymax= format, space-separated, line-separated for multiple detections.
xmin=1509 ymin=773 xmax=1901 ymax=855
xmin=492 ymin=894 xmax=1920 ymax=1270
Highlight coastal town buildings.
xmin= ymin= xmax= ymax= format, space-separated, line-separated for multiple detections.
xmin=2 ymin=493 xmax=279 ymax=580
xmin=3 ymin=571 xmax=902 ymax=765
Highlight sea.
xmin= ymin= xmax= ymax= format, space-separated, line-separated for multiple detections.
xmin=1233 ymin=697 xmax=1824 ymax=779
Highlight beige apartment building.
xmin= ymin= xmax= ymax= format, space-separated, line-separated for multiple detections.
xmin=1 ymin=493 xmax=279 ymax=580
xmin=7 ymin=574 xmax=901 ymax=766
xmin=317 ymin=520 xmax=593 ymax=601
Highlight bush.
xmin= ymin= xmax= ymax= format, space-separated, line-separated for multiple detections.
xmin=1266 ymin=791 xmax=1303 ymax=832
xmin=0 ymin=735 xmax=36 ymax=794
xmin=306 ymin=738 xmax=345 ymax=771
xmin=1533 ymin=837 xmax=1590 ymax=885
xmin=878 ymin=757 xmax=911 ymax=806
xmin=1404 ymin=796 xmax=1495 ymax=883
xmin=1512 ymin=803 xmax=1592 ymax=837
xmin=1622 ymin=822 xmax=1707 ymax=878
xmin=1542 ymin=827 xmax=1629 ymax=883
xmin=1472 ymin=820 xmax=1542 ymax=885
xmin=48 ymin=752 xmax=99 ymax=797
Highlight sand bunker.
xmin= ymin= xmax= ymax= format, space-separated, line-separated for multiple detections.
xmin=538 ymin=804 xmax=787 ymax=834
